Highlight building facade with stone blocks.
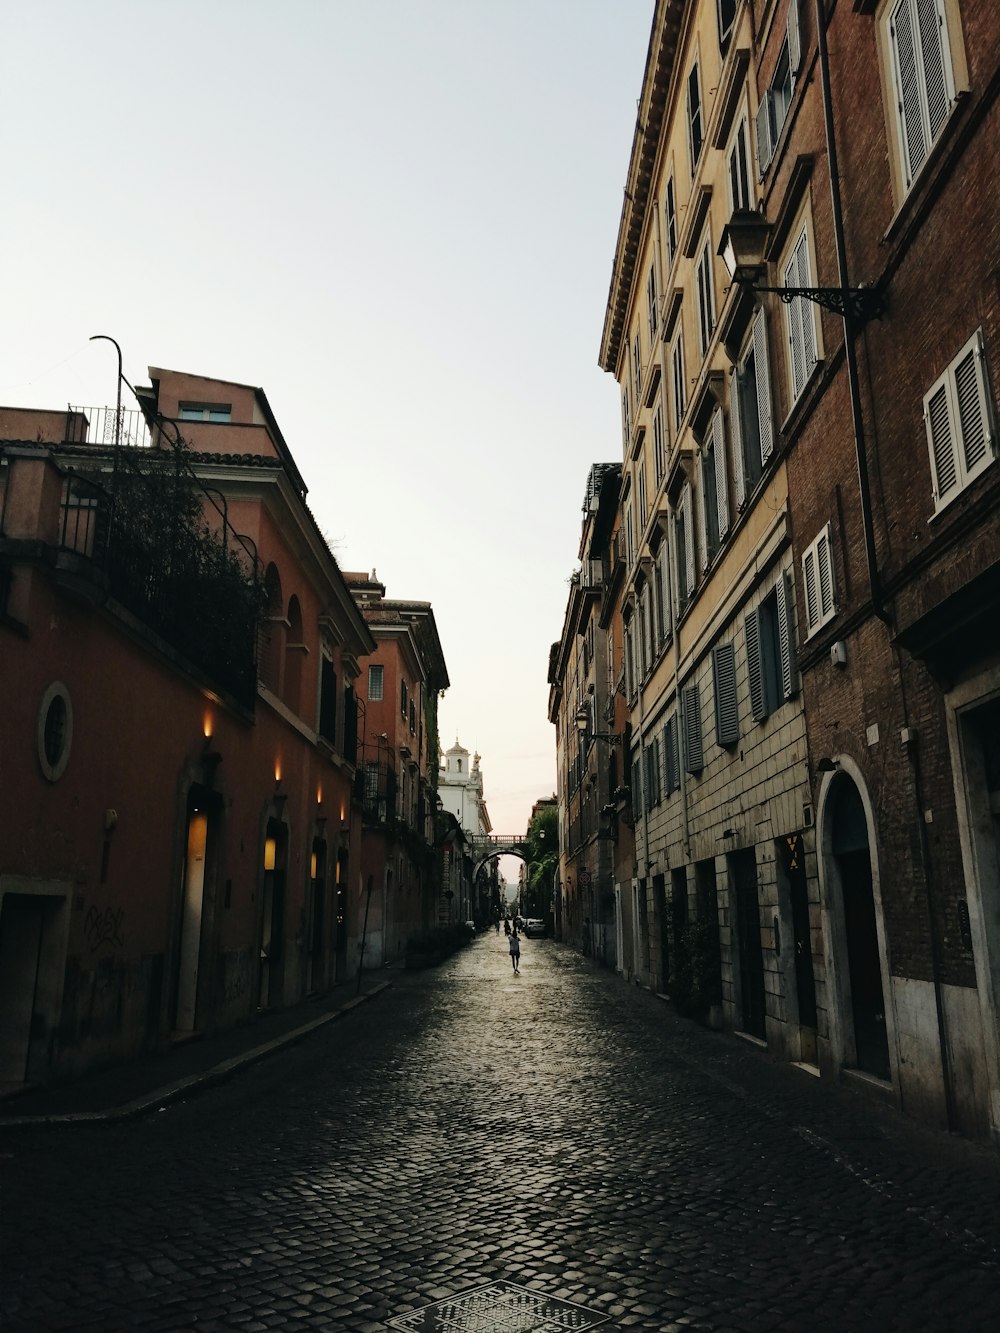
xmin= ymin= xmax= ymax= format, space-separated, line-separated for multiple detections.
xmin=600 ymin=0 xmax=816 ymax=1058
xmin=345 ymin=572 xmax=449 ymax=964
xmin=0 ymin=368 xmax=376 ymax=1091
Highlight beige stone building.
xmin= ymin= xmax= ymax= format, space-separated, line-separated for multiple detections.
xmin=598 ymin=0 xmax=818 ymax=1058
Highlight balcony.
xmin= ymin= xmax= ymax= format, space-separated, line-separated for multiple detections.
xmin=55 ymin=435 xmax=262 ymax=709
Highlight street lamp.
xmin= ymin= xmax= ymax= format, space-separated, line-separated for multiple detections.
xmin=717 ymin=211 xmax=885 ymax=325
xmin=575 ymin=707 xmax=622 ymax=745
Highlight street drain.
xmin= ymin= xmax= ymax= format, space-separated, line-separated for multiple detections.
xmin=387 ymin=1280 xmax=609 ymax=1330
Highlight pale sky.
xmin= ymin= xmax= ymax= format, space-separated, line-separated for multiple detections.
xmin=3 ymin=0 xmax=653 ymax=835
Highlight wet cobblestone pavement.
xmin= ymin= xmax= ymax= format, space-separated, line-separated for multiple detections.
xmin=3 ymin=935 xmax=1000 ymax=1331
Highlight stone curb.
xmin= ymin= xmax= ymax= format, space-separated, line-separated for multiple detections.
xmin=0 ymin=981 xmax=394 ymax=1129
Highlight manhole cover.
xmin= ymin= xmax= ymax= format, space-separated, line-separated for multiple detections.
xmin=386 ymin=1280 xmax=609 ymax=1331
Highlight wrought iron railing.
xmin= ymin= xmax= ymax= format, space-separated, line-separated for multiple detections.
xmin=56 ymin=426 xmax=263 ymax=708
xmin=67 ymin=405 xmax=152 ymax=450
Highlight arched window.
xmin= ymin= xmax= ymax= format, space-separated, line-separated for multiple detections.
xmin=284 ymin=594 xmax=304 ymax=714
xmin=257 ymin=564 xmax=283 ymax=694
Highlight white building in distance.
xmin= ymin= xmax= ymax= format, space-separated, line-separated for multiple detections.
xmin=438 ymin=739 xmax=492 ymax=839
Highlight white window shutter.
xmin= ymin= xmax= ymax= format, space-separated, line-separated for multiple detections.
xmin=713 ymin=407 xmax=730 ymax=537
xmin=954 ymin=334 xmax=992 ymax=477
xmin=698 ymin=455 xmax=711 ymax=572
xmin=745 ymin=608 xmax=767 ymax=720
xmin=795 ymin=230 xmax=818 ymax=373
xmin=803 ymin=547 xmax=819 ymax=630
xmin=776 ymin=572 xmax=797 ymax=699
xmin=753 ymin=308 xmax=774 ymax=464
xmin=924 ymin=375 xmax=957 ymax=502
xmin=730 ymin=366 xmax=747 ymax=508
xmin=917 ymin=0 xmax=950 ymax=142
xmin=755 ymin=97 xmax=773 ymax=177
xmin=817 ymin=526 xmax=835 ymax=619
xmin=682 ymin=484 xmax=696 ymax=596
xmin=661 ymin=540 xmax=673 ymax=640
xmin=787 ymin=0 xmax=802 ymax=75
xmin=890 ymin=0 xmax=925 ymax=186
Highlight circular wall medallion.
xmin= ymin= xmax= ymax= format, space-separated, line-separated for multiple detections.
xmin=37 ymin=682 xmax=73 ymax=782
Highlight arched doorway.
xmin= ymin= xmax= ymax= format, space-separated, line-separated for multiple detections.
xmin=825 ymin=771 xmax=890 ymax=1080
xmin=173 ymin=783 xmax=221 ymax=1034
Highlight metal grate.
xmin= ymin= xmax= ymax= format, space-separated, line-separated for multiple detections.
xmin=387 ymin=1281 xmax=609 ymax=1331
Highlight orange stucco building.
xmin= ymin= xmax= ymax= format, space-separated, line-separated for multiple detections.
xmin=0 ymin=368 xmax=384 ymax=1091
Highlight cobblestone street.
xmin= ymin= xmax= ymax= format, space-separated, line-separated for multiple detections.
xmin=3 ymin=934 xmax=1000 ymax=1332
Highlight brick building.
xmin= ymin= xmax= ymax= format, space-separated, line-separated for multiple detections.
xmin=587 ymin=0 xmax=1000 ymax=1140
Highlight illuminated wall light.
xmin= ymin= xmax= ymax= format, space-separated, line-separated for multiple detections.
xmin=310 ymin=851 xmax=318 ymax=879
xmin=263 ymin=836 xmax=277 ymax=871
xmin=316 ymin=783 xmax=323 ymax=805
xmin=274 ymin=761 xmax=282 ymax=784
xmin=339 ymin=804 xmax=346 ymax=822
xmin=203 ymin=712 xmax=213 ymax=739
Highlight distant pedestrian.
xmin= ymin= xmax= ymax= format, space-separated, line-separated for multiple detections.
xmin=503 ymin=918 xmax=511 ymax=937
xmin=495 ymin=917 xmax=500 ymax=935
xmin=509 ymin=928 xmax=521 ymax=974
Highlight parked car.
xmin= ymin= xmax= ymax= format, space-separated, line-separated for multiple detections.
xmin=523 ymin=918 xmax=546 ymax=938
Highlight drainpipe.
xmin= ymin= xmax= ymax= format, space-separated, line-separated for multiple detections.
xmin=813 ymin=0 xmax=891 ymax=627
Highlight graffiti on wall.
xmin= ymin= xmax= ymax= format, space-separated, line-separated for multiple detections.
xmin=83 ymin=905 xmax=125 ymax=953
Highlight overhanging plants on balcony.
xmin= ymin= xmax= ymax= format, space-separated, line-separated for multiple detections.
xmin=70 ymin=439 xmax=265 ymax=708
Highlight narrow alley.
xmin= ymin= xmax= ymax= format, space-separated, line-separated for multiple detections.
xmin=2 ymin=934 xmax=1000 ymax=1331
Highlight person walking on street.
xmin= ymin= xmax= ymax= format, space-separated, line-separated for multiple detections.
xmin=509 ymin=927 xmax=521 ymax=974
xmin=503 ymin=918 xmax=511 ymax=938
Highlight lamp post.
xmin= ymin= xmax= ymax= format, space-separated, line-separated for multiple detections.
xmin=574 ymin=707 xmax=622 ymax=746
xmin=717 ymin=211 xmax=885 ymax=325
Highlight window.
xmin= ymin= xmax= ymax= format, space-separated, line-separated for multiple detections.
xmin=319 ymin=655 xmax=337 ymax=744
xmin=755 ymin=2 xmax=801 ymax=176
xmin=622 ymin=383 xmax=632 ymax=449
xmin=625 ymin=501 xmax=635 ymax=569
xmin=728 ymin=118 xmax=752 ymax=213
xmin=730 ymin=308 xmax=774 ymax=508
xmin=625 ymin=616 xmax=636 ymax=698
xmin=802 ymin=524 xmax=837 ymax=635
xmin=633 ymin=333 xmax=643 ymax=401
xmin=699 ymin=408 xmax=729 ymax=569
xmin=400 ymin=679 xmax=408 ymax=718
xmin=646 ymin=265 xmax=658 ymax=340
xmin=658 ymin=541 xmax=673 ymax=646
xmin=887 ymin=0 xmax=957 ymax=190
xmin=645 ymin=737 xmax=662 ymax=811
xmin=784 ymin=223 xmax=820 ymax=401
xmin=688 ymin=63 xmax=704 ymax=170
xmin=663 ymin=714 xmax=681 ymax=793
xmin=637 ymin=459 xmax=647 ymax=528
xmin=696 ymin=235 xmax=716 ymax=360
xmin=924 ymin=329 xmax=995 ymax=512
xmin=368 ymin=663 xmax=384 ymax=701
xmin=682 ymin=683 xmax=704 ymax=774
xmin=653 ymin=395 xmax=666 ymax=484
xmin=665 ymin=177 xmax=678 ymax=272
xmin=178 ymin=402 xmax=232 ymax=422
xmin=718 ymin=0 xmax=737 ymax=55
xmin=37 ymin=681 xmax=73 ymax=782
xmin=745 ymin=578 xmax=796 ymax=721
xmin=712 ymin=643 xmax=739 ymax=747
xmin=672 ymin=334 xmax=687 ymax=433
xmin=409 ymin=700 xmax=416 ymax=735
xmin=675 ymin=482 xmax=696 ymax=609
xmin=641 ymin=582 xmax=653 ymax=675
